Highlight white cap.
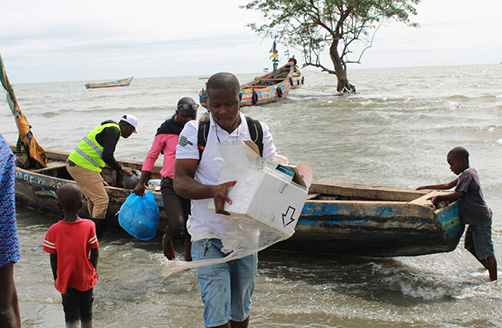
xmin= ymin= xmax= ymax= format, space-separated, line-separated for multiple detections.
xmin=120 ymin=114 xmax=138 ymax=133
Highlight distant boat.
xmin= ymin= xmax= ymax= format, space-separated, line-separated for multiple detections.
xmin=199 ymin=59 xmax=304 ymax=107
xmin=85 ymin=76 xmax=134 ymax=89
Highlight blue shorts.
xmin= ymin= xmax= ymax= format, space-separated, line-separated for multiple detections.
xmin=465 ymin=219 xmax=495 ymax=259
xmin=192 ymin=239 xmax=257 ymax=327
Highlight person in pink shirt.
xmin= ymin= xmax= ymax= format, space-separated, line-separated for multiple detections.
xmin=43 ymin=183 xmax=99 ymax=328
xmin=133 ymin=97 xmax=197 ymax=260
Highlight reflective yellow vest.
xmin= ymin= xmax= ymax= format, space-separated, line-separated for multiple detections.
xmin=68 ymin=123 xmax=121 ymax=172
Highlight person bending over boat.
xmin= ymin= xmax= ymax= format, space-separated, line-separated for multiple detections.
xmin=417 ymin=147 xmax=497 ymax=281
xmin=133 ymin=98 xmax=197 ymax=261
xmin=174 ymin=72 xmax=276 ymax=328
xmin=66 ymin=115 xmax=138 ymax=238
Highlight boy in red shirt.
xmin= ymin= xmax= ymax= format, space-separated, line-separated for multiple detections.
xmin=43 ymin=183 xmax=99 ymax=328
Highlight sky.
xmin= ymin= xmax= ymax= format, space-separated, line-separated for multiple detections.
xmin=1 ymin=0 xmax=501 ymax=84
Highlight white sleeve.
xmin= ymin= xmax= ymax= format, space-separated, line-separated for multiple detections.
xmin=261 ymin=122 xmax=277 ymax=160
xmin=175 ymin=120 xmax=199 ymax=160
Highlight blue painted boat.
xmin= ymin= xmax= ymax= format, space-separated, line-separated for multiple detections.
xmin=13 ymin=148 xmax=463 ymax=257
xmin=280 ymin=181 xmax=464 ymax=257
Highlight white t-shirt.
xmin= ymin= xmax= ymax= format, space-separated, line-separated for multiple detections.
xmin=175 ymin=112 xmax=277 ymax=241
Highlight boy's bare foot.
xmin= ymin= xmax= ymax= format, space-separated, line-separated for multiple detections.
xmin=162 ymin=234 xmax=176 ymax=260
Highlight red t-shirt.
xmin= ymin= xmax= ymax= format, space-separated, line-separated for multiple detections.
xmin=43 ymin=219 xmax=99 ymax=293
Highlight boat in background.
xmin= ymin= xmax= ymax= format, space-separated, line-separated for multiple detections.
xmin=85 ymin=76 xmax=134 ymax=89
xmin=12 ymin=146 xmax=463 ymax=257
xmin=199 ymin=59 xmax=304 ymax=108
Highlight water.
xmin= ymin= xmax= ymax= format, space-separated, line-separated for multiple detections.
xmin=2 ymin=64 xmax=502 ymax=327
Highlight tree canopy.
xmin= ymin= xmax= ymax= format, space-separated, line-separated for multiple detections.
xmin=243 ymin=0 xmax=421 ymax=93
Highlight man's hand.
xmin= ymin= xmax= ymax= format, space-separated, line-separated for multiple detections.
xmin=120 ymin=167 xmax=134 ymax=176
xmin=212 ymin=180 xmax=237 ymax=215
xmin=133 ymin=183 xmax=145 ymax=197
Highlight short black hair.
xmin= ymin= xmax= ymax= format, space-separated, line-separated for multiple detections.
xmin=57 ymin=184 xmax=83 ymax=212
xmin=448 ymin=147 xmax=469 ymax=163
xmin=177 ymin=96 xmax=196 ymax=108
xmin=206 ymin=72 xmax=240 ymax=96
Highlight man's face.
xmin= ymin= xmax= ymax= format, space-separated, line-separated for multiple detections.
xmin=207 ymin=88 xmax=241 ymax=133
xmin=176 ymin=106 xmax=197 ymax=128
xmin=121 ymin=125 xmax=135 ymax=138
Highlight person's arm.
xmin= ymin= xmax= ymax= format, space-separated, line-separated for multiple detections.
xmin=50 ymin=253 xmax=58 ymax=280
xmin=429 ymin=191 xmax=464 ymax=206
xmin=100 ymin=126 xmax=133 ymax=176
xmin=0 ymin=263 xmax=21 ymax=328
xmin=90 ymin=248 xmax=99 ymax=270
xmin=174 ymin=158 xmax=236 ymax=215
xmin=133 ymin=135 xmax=165 ymax=196
xmin=416 ymin=178 xmax=458 ymax=191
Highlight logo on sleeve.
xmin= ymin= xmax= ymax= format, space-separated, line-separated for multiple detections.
xmin=178 ymin=135 xmax=193 ymax=147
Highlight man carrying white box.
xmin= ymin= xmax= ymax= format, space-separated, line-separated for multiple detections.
xmin=174 ymin=72 xmax=276 ymax=328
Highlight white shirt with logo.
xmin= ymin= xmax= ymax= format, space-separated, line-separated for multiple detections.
xmin=175 ymin=112 xmax=277 ymax=241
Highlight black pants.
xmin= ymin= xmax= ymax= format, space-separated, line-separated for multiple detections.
xmin=61 ymin=287 xmax=94 ymax=327
xmin=161 ymin=176 xmax=191 ymax=239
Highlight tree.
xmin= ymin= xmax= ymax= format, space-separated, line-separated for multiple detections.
xmin=243 ymin=0 xmax=420 ymax=93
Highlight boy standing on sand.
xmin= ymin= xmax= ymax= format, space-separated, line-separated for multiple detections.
xmin=43 ymin=184 xmax=99 ymax=328
xmin=417 ymin=147 xmax=497 ymax=281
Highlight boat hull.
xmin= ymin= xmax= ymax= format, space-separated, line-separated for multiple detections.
xmin=282 ymin=200 xmax=462 ymax=256
xmin=199 ymin=63 xmax=303 ymax=108
xmin=13 ymin=149 xmax=463 ymax=257
xmin=85 ymin=76 xmax=134 ymax=89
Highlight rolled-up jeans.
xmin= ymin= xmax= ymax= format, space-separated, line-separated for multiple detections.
xmin=192 ymin=238 xmax=257 ymax=327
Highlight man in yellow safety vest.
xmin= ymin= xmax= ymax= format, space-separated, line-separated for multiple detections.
xmin=66 ymin=114 xmax=138 ymax=237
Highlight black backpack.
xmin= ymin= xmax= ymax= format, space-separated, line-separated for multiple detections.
xmin=197 ymin=115 xmax=264 ymax=160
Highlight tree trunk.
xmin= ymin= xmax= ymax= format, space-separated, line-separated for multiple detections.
xmin=330 ymin=40 xmax=356 ymax=94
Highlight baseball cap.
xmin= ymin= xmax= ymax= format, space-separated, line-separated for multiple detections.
xmin=120 ymin=114 xmax=138 ymax=133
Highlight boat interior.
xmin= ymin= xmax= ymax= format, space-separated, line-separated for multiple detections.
xmin=14 ymin=147 xmax=444 ymax=208
xmin=12 ymin=147 xmax=160 ymax=189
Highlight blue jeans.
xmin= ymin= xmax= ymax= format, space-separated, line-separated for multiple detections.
xmin=465 ymin=219 xmax=495 ymax=259
xmin=192 ymin=239 xmax=257 ymax=327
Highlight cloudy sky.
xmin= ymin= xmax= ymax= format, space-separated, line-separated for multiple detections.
xmin=1 ymin=0 xmax=501 ymax=83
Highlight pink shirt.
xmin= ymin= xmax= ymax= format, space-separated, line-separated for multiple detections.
xmin=142 ymin=134 xmax=179 ymax=179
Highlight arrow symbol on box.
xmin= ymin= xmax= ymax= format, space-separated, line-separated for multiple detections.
xmin=282 ymin=206 xmax=296 ymax=227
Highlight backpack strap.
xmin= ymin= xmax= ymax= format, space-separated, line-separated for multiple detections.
xmin=245 ymin=116 xmax=263 ymax=157
xmin=197 ymin=116 xmax=210 ymax=160
xmin=197 ymin=115 xmax=264 ymax=160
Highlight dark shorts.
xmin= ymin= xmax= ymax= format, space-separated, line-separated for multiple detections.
xmin=465 ymin=219 xmax=495 ymax=259
xmin=61 ymin=287 xmax=94 ymax=326
xmin=160 ymin=177 xmax=191 ymax=238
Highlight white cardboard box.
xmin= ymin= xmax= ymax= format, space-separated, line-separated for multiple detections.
xmin=209 ymin=141 xmax=308 ymax=237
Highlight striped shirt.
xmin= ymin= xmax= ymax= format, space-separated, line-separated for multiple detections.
xmin=43 ymin=219 xmax=98 ymax=293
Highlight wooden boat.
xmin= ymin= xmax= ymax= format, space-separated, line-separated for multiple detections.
xmin=13 ymin=147 xmax=463 ymax=257
xmin=85 ymin=76 xmax=134 ymax=89
xmin=199 ymin=61 xmax=303 ymax=108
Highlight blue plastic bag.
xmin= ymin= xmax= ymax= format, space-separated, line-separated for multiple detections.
xmin=117 ymin=191 xmax=160 ymax=240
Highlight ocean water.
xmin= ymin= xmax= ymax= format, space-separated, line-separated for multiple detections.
xmin=2 ymin=64 xmax=502 ymax=327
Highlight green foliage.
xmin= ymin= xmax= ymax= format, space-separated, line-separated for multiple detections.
xmin=243 ymin=0 xmax=420 ymax=81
